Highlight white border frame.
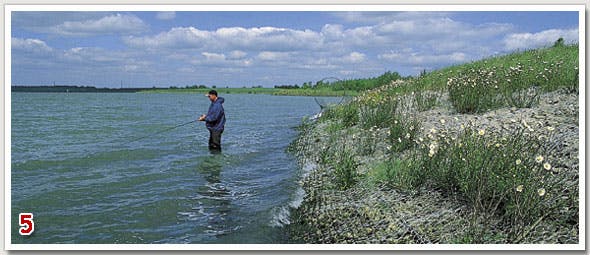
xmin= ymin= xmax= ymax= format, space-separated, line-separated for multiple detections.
xmin=4 ymin=4 xmax=586 ymax=251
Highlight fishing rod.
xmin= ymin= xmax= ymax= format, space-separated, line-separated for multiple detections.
xmin=128 ymin=119 xmax=198 ymax=143
xmin=314 ymin=77 xmax=346 ymax=110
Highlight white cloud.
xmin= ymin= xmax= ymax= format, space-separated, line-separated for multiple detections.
xmin=228 ymin=50 xmax=247 ymax=59
xmin=503 ymin=28 xmax=579 ymax=50
xmin=202 ymin=52 xmax=226 ymax=61
xmin=333 ymin=11 xmax=451 ymax=24
xmin=51 ymin=14 xmax=148 ymax=36
xmin=156 ymin=11 xmax=176 ymax=20
xmin=125 ymin=27 xmax=211 ymax=49
xmin=12 ymin=38 xmax=53 ymax=53
xmin=190 ymin=51 xmax=253 ymax=68
xmin=379 ymin=50 xmax=468 ymax=66
xmin=256 ymin=51 xmax=290 ymax=61
xmin=123 ymin=64 xmax=140 ymax=71
xmin=121 ymin=15 xmax=516 ymax=75
xmin=320 ymin=24 xmax=345 ymax=40
xmin=377 ymin=51 xmax=402 ymax=61
xmin=124 ymin=26 xmax=322 ymax=51
xmin=341 ymin=52 xmax=366 ymax=63
xmin=63 ymin=47 xmax=121 ymax=63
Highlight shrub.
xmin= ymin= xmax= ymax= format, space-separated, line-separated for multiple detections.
xmin=370 ymin=157 xmax=423 ymax=190
xmin=359 ymin=98 xmax=399 ymax=129
xmin=332 ymin=147 xmax=358 ymax=190
xmin=414 ymin=90 xmax=440 ymax=112
xmin=387 ymin=115 xmax=420 ymax=153
xmin=447 ymin=68 xmax=503 ymax=113
xmin=411 ymin=124 xmax=562 ymax=241
xmin=320 ymin=102 xmax=359 ymax=128
xmin=356 ymin=129 xmax=378 ymax=156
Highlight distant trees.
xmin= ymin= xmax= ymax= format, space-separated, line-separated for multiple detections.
xmin=310 ymin=71 xmax=403 ymax=92
xmin=184 ymin=85 xmax=208 ymax=89
xmin=275 ymin=84 xmax=300 ymax=89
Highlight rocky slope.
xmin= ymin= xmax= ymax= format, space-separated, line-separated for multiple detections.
xmin=287 ymin=88 xmax=579 ymax=244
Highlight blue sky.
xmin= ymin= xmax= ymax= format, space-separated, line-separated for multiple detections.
xmin=11 ymin=10 xmax=579 ymax=88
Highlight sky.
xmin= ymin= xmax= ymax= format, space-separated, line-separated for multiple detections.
xmin=10 ymin=10 xmax=580 ymax=88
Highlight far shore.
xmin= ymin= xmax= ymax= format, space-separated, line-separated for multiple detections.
xmin=11 ymin=85 xmax=357 ymax=97
xmin=140 ymin=87 xmax=358 ymax=97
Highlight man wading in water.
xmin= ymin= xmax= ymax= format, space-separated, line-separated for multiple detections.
xmin=199 ymin=90 xmax=226 ymax=152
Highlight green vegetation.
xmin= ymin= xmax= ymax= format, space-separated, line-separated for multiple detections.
xmin=353 ymin=43 xmax=578 ymax=114
xmin=413 ymin=125 xmax=563 ymax=241
xmin=313 ymin=71 xmax=403 ymax=91
xmin=369 ymin=158 xmax=421 ymax=191
xmin=298 ymin=41 xmax=579 ymax=243
xmin=332 ymin=147 xmax=359 ymax=190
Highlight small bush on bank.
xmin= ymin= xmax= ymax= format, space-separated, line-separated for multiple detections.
xmin=332 ymin=147 xmax=359 ymax=190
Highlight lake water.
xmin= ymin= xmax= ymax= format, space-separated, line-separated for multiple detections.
xmin=10 ymin=92 xmax=322 ymax=244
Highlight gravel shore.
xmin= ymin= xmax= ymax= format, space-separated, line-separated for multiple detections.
xmin=287 ymin=89 xmax=579 ymax=244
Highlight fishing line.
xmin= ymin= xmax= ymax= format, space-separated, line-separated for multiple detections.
xmin=313 ymin=77 xmax=349 ymax=110
xmin=128 ymin=119 xmax=198 ymax=143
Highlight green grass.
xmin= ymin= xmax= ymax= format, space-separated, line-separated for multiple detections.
xmin=387 ymin=115 xmax=420 ymax=153
xmin=332 ymin=147 xmax=358 ymax=190
xmin=273 ymin=89 xmax=358 ymax=97
xmin=443 ymin=44 xmax=578 ymax=113
xmin=413 ymin=125 xmax=563 ymax=241
xmin=320 ymin=103 xmax=359 ymax=129
xmin=369 ymin=158 xmax=422 ymax=190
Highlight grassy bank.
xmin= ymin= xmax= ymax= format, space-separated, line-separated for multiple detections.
xmin=288 ymin=43 xmax=579 ymax=244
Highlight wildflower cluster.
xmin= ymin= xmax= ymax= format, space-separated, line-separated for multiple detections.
xmin=386 ymin=115 xmax=420 ymax=153
xmin=411 ymin=122 xmax=559 ymax=240
xmin=413 ymin=90 xmax=441 ymax=112
xmin=359 ymin=98 xmax=400 ymax=129
xmin=447 ymin=67 xmax=501 ymax=113
xmin=356 ymin=127 xmax=379 ymax=156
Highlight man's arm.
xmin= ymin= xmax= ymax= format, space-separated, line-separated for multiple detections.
xmin=205 ymin=104 xmax=221 ymax=123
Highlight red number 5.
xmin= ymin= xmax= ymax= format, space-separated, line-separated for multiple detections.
xmin=19 ymin=213 xmax=34 ymax=236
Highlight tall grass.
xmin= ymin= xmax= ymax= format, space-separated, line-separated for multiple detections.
xmin=359 ymin=98 xmax=399 ymax=129
xmin=320 ymin=102 xmax=359 ymax=129
xmin=446 ymin=44 xmax=578 ymax=113
xmin=332 ymin=147 xmax=358 ymax=190
xmin=408 ymin=124 xmax=561 ymax=241
xmin=370 ymin=158 xmax=422 ymax=190
xmin=387 ymin=116 xmax=420 ymax=153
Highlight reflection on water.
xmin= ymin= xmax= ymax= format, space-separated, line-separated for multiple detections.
xmin=194 ymin=154 xmax=236 ymax=238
